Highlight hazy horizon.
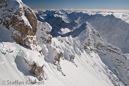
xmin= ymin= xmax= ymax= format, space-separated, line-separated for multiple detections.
xmin=22 ymin=0 xmax=129 ymax=10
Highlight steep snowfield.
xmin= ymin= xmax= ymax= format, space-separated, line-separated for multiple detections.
xmin=0 ymin=32 xmax=123 ymax=86
xmin=35 ymin=21 xmax=123 ymax=86
xmin=0 ymin=0 xmax=129 ymax=86
xmin=0 ymin=42 xmax=45 ymax=86
xmin=35 ymin=9 xmax=129 ymax=86
xmin=0 ymin=25 xmax=14 ymax=42
xmin=0 ymin=19 xmax=124 ymax=86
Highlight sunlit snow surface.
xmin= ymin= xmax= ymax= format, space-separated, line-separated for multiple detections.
xmin=1 ymin=8 xmax=129 ymax=86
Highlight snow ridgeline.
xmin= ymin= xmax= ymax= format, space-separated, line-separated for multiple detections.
xmin=36 ymin=10 xmax=129 ymax=53
xmin=0 ymin=21 xmax=124 ymax=86
xmin=0 ymin=0 xmax=129 ymax=86
xmin=35 ymin=20 xmax=125 ymax=86
xmin=35 ymin=10 xmax=129 ymax=86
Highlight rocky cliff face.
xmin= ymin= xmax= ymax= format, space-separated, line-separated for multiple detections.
xmin=0 ymin=0 xmax=37 ymax=48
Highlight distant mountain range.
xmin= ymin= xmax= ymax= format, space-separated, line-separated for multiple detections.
xmin=0 ymin=0 xmax=129 ymax=86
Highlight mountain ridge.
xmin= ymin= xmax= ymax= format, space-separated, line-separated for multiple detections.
xmin=0 ymin=0 xmax=129 ymax=86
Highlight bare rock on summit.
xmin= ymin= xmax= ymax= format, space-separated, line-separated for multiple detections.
xmin=0 ymin=0 xmax=37 ymax=48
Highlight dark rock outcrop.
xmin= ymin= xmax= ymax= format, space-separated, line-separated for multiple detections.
xmin=0 ymin=0 xmax=37 ymax=48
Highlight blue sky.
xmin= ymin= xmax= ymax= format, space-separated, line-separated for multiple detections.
xmin=22 ymin=0 xmax=129 ymax=10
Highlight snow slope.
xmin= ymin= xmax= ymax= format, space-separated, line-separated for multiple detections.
xmin=0 ymin=1 xmax=129 ymax=86
xmin=35 ymin=9 xmax=129 ymax=86
xmin=0 ymin=26 xmax=124 ymax=86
